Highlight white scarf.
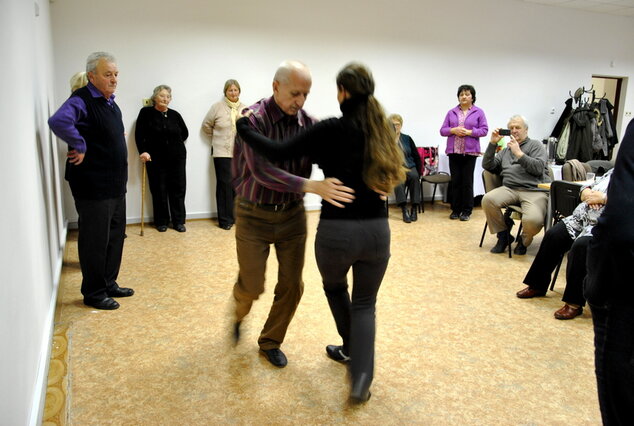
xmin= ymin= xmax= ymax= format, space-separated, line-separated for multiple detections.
xmin=225 ymin=97 xmax=241 ymax=132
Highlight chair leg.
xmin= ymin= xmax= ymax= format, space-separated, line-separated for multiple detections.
xmin=550 ymin=257 xmax=563 ymax=291
xmin=509 ymin=222 xmax=523 ymax=259
xmin=431 ymin=184 xmax=438 ymax=205
xmin=420 ymin=180 xmax=425 ymax=213
xmin=508 ymin=238 xmax=513 ymax=258
xmin=479 ymin=223 xmax=488 ymax=247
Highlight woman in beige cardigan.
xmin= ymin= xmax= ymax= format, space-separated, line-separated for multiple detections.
xmin=202 ymin=79 xmax=246 ymax=230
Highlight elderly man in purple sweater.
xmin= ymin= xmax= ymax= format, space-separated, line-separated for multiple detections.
xmin=48 ymin=52 xmax=134 ymax=310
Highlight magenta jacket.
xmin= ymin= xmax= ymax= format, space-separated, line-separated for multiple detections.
xmin=440 ymin=104 xmax=489 ymax=155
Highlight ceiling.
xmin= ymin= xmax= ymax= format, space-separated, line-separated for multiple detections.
xmin=520 ymin=0 xmax=634 ymax=17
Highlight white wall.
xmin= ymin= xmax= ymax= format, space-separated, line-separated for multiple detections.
xmin=49 ymin=0 xmax=634 ymax=224
xmin=0 ymin=0 xmax=61 ymax=424
xmin=2 ymin=0 xmax=633 ymax=423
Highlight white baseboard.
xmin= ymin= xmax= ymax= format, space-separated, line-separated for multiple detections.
xmin=29 ymin=227 xmax=68 ymax=425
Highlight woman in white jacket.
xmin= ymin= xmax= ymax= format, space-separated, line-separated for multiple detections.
xmin=202 ymin=79 xmax=246 ymax=230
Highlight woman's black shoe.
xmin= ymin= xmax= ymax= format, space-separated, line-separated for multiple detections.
xmin=402 ymin=209 xmax=411 ymax=223
xmin=326 ymin=345 xmax=350 ymax=363
xmin=350 ymin=373 xmax=372 ymax=404
xmin=410 ymin=207 xmax=418 ymax=222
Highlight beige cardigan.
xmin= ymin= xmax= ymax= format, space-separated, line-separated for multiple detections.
xmin=202 ymin=98 xmax=246 ymax=158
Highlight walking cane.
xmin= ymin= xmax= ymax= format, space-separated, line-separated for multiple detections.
xmin=140 ymin=161 xmax=147 ymax=236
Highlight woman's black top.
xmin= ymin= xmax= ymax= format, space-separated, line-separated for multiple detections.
xmin=135 ymin=107 xmax=189 ymax=160
xmin=236 ymin=97 xmax=386 ymax=220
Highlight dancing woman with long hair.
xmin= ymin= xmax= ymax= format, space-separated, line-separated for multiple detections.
xmin=237 ymin=62 xmax=406 ymax=404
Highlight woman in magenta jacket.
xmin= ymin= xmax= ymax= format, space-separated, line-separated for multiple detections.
xmin=440 ymin=84 xmax=488 ymax=221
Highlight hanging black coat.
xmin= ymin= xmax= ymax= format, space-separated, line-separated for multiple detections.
xmin=551 ymin=98 xmax=573 ymax=138
xmin=566 ymin=107 xmax=595 ymax=162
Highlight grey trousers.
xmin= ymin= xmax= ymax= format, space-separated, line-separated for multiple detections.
xmin=394 ymin=167 xmax=421 ymax=206
xmin=482 ymin=186 xmax=548 ymax=246
xmin=315 ymin=218 xmax=391 ymax=387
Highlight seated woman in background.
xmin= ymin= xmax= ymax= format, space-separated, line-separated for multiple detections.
xmin=237 ymin=63 xmax=406 ymax=404
xmin=515 ymin=169 xmax=613 ymax=319
xmin=135 ymin=85 xmax=189 ymax=232
xmin=389 ymin=114 xmax=422 ymax=223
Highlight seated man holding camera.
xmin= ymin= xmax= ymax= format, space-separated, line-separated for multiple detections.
xmin=482 ymin=115 xmax=550 ymax=255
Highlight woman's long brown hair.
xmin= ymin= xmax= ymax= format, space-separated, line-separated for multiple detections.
xmin=336 ymin=63 xmax=406 ymax=193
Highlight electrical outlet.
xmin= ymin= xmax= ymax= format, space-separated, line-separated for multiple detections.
xmin=142 ymin=98 xmax=153 ymax=107
xmin=625 ymin=111 xmax=632 ymax=117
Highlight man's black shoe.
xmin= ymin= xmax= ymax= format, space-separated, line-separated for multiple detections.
xmin=260 ymin=348 xmax=287 ymax=368
xmin=326 ymin=345 xmax=350 ymax=363
xmin=514 ymin=237 xmax=527 ymax=255
xmin=107 ymin=287 xmax=135 ymax=298
xmin=449 ymin=212 xmax=460 ymax=220
xmin=83 ymin=297 xmax=120 ymax=310
xmin=175 ymin=224 xmax=186 ymax=232
xmin=157 ymin=225 xmax=168 ymax=232
xmin=459 ymin=212 xmax=471 ymax=221
xmin=490 ymin=232 xmax=514 ymax=254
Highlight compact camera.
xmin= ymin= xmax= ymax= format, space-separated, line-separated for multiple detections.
xmin=498 ymin=129 xmax=511 ymax=136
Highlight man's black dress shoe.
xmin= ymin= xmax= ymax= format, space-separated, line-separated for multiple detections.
xmin=326 ymin=345 xmax=350 ymax=363
xmin=449 ymin=212 xmax=460 ymax=220
xmin=157 ymin=225 xmax=168 ymax=232
xmin=514 ymin=238 xmax=527 ymax=255
xmin=260 ymin=348 xmax=287 ymax=368
xmin=490 ymin=232 xmax=514 ymax=253
xmin=107 ymin=287 xmax=135 ymax=298
xmin=83 ymin=297 xmax=120 ymax=310
xmin=175 ymin=224 xmax=186 ymax=232
xmin=220 ymin=224 xmax=233 ymax=230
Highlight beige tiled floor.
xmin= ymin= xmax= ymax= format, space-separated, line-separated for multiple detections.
xmin=44 ymin=204 xmax=601 ymax=424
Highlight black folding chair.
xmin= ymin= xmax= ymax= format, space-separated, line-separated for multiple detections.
xmin=548 ymin=180 xmax=583 ymax=290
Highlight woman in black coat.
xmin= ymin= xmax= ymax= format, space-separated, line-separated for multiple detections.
xmin=135 ymin=85 xmax=189 ymax=232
